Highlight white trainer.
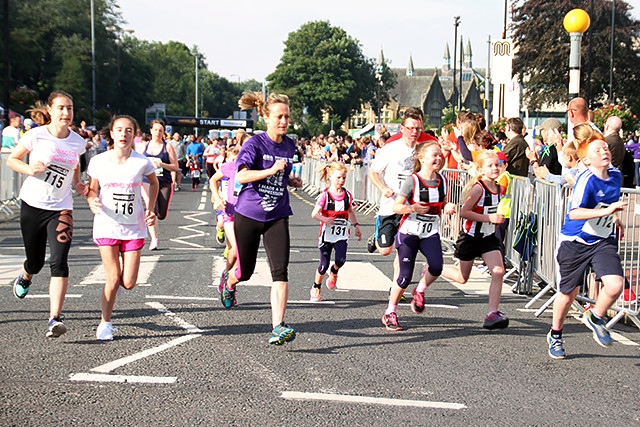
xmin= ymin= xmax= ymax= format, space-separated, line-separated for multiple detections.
xmin=96 ymin=321 xmax=117 ymax=341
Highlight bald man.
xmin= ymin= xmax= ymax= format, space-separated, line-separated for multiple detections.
xmin=604 ymin=115 xmax=625 ymax=169
xmin=567 ymin=97 xmax=590 ymax=126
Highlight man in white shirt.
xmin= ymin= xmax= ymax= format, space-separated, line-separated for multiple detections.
xmin=2 ymin=112 xmax=22 ymax=152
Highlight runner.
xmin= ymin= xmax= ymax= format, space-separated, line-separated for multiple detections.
xmin=547 ymin=127 xmax=626 ymax=359
xmin=310 ymin=162 xmax=362 ymax=302
xmin=6 ymin=91 xmax=88 ymax=338
xmin=86 ymin=115 xmax=159 ymax=340
xmin=211 ymin=146 xmax=240 ymax=282
xmin=383 ymin=141 xmax=456 ymax=331
xmin=219 ymin=91 xmax=302 ymax=346
xmin=441 ymin=150 xmax=510 ymax=330
xmin=138 ymin=120 xmax=178 ymax=250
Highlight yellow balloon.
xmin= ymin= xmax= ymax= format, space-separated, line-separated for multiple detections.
xmin=564 ymin=8 xmax=591 ymax=33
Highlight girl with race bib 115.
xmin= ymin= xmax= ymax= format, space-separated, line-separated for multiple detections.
xmin=86 ymin=115 xmax=159 ymax=340
xmin=383 ymin=141 xmax=456 ymax=331
xmin=6 ymin=91 xmax=88 ymax=339
xmin=310 ymin=162 xmax=362 ymax=302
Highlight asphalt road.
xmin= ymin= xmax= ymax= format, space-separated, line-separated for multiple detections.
xmin=1 ymin=181 xmax=639 ymax=426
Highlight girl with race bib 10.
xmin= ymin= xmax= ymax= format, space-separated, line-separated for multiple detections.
xmin=310 ymin=162 xmax=362 ymax=302
xmin=382 ymin=141 xmax=456 ymax=331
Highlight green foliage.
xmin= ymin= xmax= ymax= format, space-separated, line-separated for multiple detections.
xmin=593 ymin=104 xmax=639 ymax=132
xmin=512 ymin=0 xmax=640 ymax=112
xmin=489 ymin=117 xmax=508 ymax=135
xmin=267 ymin=20 xmax=395 ymax=131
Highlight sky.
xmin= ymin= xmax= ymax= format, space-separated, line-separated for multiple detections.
xmin=117 ymin=0 xmax=640 ymax=83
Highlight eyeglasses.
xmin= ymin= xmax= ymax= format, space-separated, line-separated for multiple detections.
xmin=403 ymin=126 xmax=421 ymax=132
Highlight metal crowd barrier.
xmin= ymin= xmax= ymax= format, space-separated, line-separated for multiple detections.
xmin=300 ymin=160 xmax=640 ymax=330
xmin=0 ymin=152 xmax=25 ymax=217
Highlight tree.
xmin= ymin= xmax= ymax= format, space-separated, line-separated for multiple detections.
xmin=267 ymin=21 xmax=395 ymax=135
xmin=512 ymin=0 xmax=640 ymax=113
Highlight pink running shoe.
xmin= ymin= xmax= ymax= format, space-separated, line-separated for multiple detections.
xmin=310 ymin=287 xmax=322 ymax=302
xmin=326 ymin=272 xmax=338 ymax=290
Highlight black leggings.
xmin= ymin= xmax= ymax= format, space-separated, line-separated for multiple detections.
xmin=154 ymin=181 xmax=173 ymax=220
xmin=20 ymin=201 xmax=73 ymax=278
xmin=233 ymin=212 xmax=290 ymax=282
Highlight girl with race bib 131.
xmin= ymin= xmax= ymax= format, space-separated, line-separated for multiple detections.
xmin=383 ymin=141 xmax=456 ymax=331
xmin=86 ymin=115 xmax=159 ymax=340
xmin=310 ymin=162 xmax=362 ymax=302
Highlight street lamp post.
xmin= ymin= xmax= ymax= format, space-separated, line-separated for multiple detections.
xmin=563 ymin=9 xmax=591 ymax=101
xmin=453 ymin=16 xmax=461 ymax=111
xmin=90 ymin=0 xmax=96 ymax=125
xmin=375 ymin=64 xmax=383 ymax=124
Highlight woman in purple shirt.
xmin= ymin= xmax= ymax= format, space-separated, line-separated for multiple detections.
xmin=219 ymin=92 xmax=302 ymax=345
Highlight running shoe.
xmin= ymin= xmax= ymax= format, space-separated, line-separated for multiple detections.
xmin=218 ymin=270 xmax=228 ymax=294
xmin=269 ymin=323 xmax=296 ymax=345
xmin=366 ymin=234 xmax=377 ymax=253
xmin=149 ymin=239 xmax=159 ymax=251
xmin=96 ymin=321 xmax=117 ymax=341
xmin=482 ymin=311 xmax=509 ymax=330
xmin=46 ymin=316 xmax=67 ymax=338
xmin=221 ymin=284 xmax=236 ymax=309
xmin=585 ymin=310 xmax=611 ymax=347
xmin=326 ymin=272 xmax=338 ymax=290
xmin=216 ymin=228 xmax=225 ymax=245
xmin=13 ymin=273 xmax=32 ymax=299
xmin=547 ymin=331 xmax=566 ymax=359
xmin=222 ymin=247 xmax=230 ymax=259
xmin=310 ymin=287 xmax=322 ymax=302
xmin=410 ymin=288 xmax=425 ymax=314
xmin=381 ymin=312 xmax=403 ymax=331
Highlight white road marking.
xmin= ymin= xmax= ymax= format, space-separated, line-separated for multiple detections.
xmin=69 ymin=373 xmax=176 ymax=384
xmin=145 ymin=295 xmax=217 ymax=301
xmin=77 ymin=255 xmax=160 ymax=286
xmin=145 ymin=302 xmax=203 ymax=334
xmin=170 ymin=211 xmax=210 ymax=248
xmin=281 ymin=391 xmax=467 ymax=410
xmin=0 ymin=255 xmax=26 ymax=285
xmin=26 ymin=294 xmax=82 ymax=299
xmin=289 ymin=300 xmax=336 ymax=305
xmin=90 ymin=334 xmax=201 ymax=373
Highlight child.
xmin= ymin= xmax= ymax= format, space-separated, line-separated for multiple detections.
xmin=547 ymin=130 xmax=626 ymax=359
xmin=211 ymin=146 xmax=241 ymax=289
xmin=86 ymin=115 xmax=159 ymax=340
xmin=383 ymin=141 xmax=456 ymax=331
xmin=188 ymin=157 xmax=201 ymax=191
xmin=441 ymin=150 xmax=509 ymax=330
xmin=310 ymin=162 xmax=362 ymax=302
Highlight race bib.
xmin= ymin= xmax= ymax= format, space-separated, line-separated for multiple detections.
xmin=36 ymin=164 xmax=71 ymax=199
xmin=103 ymin=191 xmax=138 ymax=225
xmin=147 ymin=157 xmax=163 ymax=176
xmin=232 ymin=177 xmax=242 ymax=198
xmin=582 ymin=203 xmax=614 ymax=238
xmin=402 ymin=213 xmax=439 ymax=238
xmin=192 ymin=169 xmax=201 ymax=179
xmin=481 ymin=205 xmax=497 ymax=235
xmin=323 ymin=218 xmax=349 ymax=243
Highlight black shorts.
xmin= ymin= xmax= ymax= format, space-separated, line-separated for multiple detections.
xmin=556 ymin=237 xmax=623 ymax=294
xmin=454 ymin=233 xmax=501 ymax=261
xmin=375 ymin=214 xmax=401 ymax=248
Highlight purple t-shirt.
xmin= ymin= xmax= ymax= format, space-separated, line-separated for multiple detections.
xmin=220 ymin=160 xmax=239 ymax=217
xmin=235 ymin=132 xmax=295 ymax=222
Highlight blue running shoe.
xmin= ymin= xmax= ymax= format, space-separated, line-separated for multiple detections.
xmin=269 ymin=323 xmax=296 ymax=345
xmin=221 ymin=284 xmax=236 ymax=309
xmin=585 ymin=310 xmax=611 ymax=347
xmin=46 ymin=316 xmax=67 ymax=338
xmin=547 ymin=331 xmax=566 ymax=359
xmin=13 ymin=273 xmax=31 ymax=299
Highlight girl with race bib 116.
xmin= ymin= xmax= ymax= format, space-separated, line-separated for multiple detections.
xmin=86 ymin=115 xmax=159 ymax=340
xmin=310 ymin=162 xmax=362 ymax=302
xmin=383 ymin=141 xmax=456 ymax=331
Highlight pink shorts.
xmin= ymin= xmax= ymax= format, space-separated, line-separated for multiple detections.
xmin=94 ymin=238 xmax=146 ymax=252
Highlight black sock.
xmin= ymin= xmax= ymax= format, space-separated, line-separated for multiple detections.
xmin=313 ymin=282 xmax=321 ymax=289
xmin=550 ymin=328 xmax=562 ymax=339
xmin=590 ymin=311 xmax=602 ymax=324
xmin=330 ymin=266 xmax=339 ymax=275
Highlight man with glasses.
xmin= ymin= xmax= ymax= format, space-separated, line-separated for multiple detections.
xmin=366 ymin=107 xmax=425 ymax=328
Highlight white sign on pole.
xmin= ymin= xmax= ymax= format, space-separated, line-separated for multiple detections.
xmin=491 ymin=39 xmax=513 ymax=84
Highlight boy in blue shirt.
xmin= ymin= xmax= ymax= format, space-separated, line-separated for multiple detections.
xmin=548 ymin=128 xmax=627 ymax=359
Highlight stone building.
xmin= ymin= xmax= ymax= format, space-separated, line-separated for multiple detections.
xmin=350 ymin=41 xmax=487 ymax=130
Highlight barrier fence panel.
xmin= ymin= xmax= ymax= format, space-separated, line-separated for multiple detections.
xmin=0 ymin=152 xmax=25 ymax=216
xmin=440 ymin=168 xmax=470 ymax=252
